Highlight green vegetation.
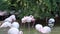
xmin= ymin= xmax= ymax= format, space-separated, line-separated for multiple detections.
xmin=0 ymin=0 xmax=60 ymax=19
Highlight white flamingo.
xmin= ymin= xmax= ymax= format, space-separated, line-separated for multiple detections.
xmin=8 ymin=22 xmax=23 ymax=34
xmin=0 ymin=21 xmax=11 ymax=28
xmin=19 ymin=31 xmax=23 ymax=34
xmin=11 ymin=22 xmax=19 ymax=29
xmin=0 ymin=15 xmax=16 ymax=28
xmin=8 ymin=27 xmax=20 ymax=34
xmin=4 ymin=17 xmax=12 ymax=23
xmin=9 ymin=15 xmax=16 ymax=22
xmin=4 ymin=15 xmax=16 ymax=23
xmin=35 ymin=24 xmax=51 ymax=34
xmin=8 ymin=28 xmax=23 ymax=34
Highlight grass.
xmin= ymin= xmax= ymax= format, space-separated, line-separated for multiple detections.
xmin=0 ymin=26 xmax=60 ymax=34
xmin=22 ymin=26 xmax=60 ymax=34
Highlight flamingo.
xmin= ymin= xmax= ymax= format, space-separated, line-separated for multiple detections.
xmin=8 ymin=22 xmax=23 ymax=34
xmin=4 ymin=17 xmax=12 ymax=23
xmin=11 ymin=22 xmax=19 ymax=29
xmin=8 ymin=28 xmax=23 ymax=34
xmin=35 ymin=24 xmax=51 ymax=34
xmin=4 ymin=15 xmax=16 ymax=23
xmin=9 ymin=15 xmax=16 ymax=22
xmin=0 ymin=21 xmax=11 ymax=28
xmin=0 ymin=15 xmax=16 ymax=28
xmin=19 ymin=31 xmax=23 ymax=34
xmin=21 ymin=15 xmax=35 ymax=34
xmin=35 ymin=24 xmax=43 ymax=31
xmin=21 ymin=15 xmax=35 ymax=27
xmin=8 ymin=27 xmax=20 ymax=34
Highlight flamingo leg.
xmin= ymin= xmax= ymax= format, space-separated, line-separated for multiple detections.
xmin=32 ymin=21 xmax=35 ymax=28
xmin=28 ymin=23 xmax=30 ymax=34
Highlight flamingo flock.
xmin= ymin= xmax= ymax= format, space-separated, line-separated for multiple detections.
xmin=0 ymin=14 xmax=53 ymax=34
xmin=0 ymin=14 xmax=23 ymax=34
xmin=35 ymin=24 xmax=51 ymax=34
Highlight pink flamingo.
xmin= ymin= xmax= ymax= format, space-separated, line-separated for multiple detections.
xmin=35 ymin=24 xmax=51 ymax=34
xmin=21 ymin=15 xmax=35 ymax=34
xmin=21 ymin=15 xmax=35 ymax=27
